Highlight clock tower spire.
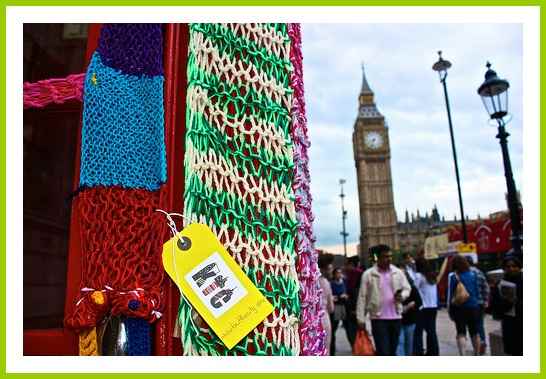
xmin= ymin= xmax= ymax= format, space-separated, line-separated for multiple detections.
xmin=352 ymin=64 xmax=398 ymax=264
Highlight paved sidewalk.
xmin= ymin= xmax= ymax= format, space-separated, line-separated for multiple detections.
xmin=333 ymin=309 xmax=501 ymax=356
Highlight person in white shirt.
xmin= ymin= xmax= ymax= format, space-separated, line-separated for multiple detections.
xmin=413 ymin=258 xmax=448 ymax=355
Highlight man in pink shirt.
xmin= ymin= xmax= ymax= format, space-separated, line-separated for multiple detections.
xmin=356 ymin=245 xmax=411 ymax=355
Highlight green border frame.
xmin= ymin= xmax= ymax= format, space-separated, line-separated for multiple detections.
xmin=1 ymin=4 xmax=542 ymax=378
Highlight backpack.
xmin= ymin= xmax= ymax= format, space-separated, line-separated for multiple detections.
xmin=451 ymin=273 xmax=470 ymax=306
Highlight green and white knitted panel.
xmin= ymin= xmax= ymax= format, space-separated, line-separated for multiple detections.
xmin=180 ymin=23 xmax=300 ymax=356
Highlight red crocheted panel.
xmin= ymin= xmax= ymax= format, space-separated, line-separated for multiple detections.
xmin=65 ymin=187 xmax=165 ymax=330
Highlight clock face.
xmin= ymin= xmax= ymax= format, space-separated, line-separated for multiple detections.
xmin=364 ymin=131 xmax=384 ymax=149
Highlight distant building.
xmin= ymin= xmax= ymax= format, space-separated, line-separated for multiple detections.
xmin=397 ymin=205 xmax=459 ymax=254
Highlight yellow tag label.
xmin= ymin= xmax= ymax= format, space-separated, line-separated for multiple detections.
xmin=162 ymin=223 xmax=273 ymax=350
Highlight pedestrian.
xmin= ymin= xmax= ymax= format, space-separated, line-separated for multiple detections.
xmin=318 ymin=254 xmax=335 ymax=355
xmin=329 ymin=268 xmax=348 ymax=355
xmin=491 ymin=253 xmax=523 ymax=355
xmin=356 ymin=244 xmax=411 ymax=356
xmin=343 ymin=256 xmax=363 ymax=350
xmin=396 ymin=254 xmax=422 ymax=356
xmin=466 ymin=256 xmax=490 ymax=355
xmin=413 ymin=258 xmax=448 ymax=355
xmin=447 ymin=254 xmax=482 ymax=355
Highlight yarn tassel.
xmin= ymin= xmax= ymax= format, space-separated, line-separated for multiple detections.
xmin=79 ymin=327 xmax=99 ymax=356
xmin=124 ymin=318 xmax=151 ymax=356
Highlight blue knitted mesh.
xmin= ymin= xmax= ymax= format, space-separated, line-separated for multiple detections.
xmin=79 ymin=52 xmax=166 ymax=190
xmin=125 ymin=317 xmax=151 ymax=356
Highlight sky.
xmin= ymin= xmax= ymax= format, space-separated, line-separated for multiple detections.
xmin=300 ymin=23 xmax=523 ymax=250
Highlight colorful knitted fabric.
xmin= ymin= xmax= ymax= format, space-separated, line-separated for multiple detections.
xmin=97 ymin=24 xmax=163 ymax=77
xmin=79 ymin=39 xmax=166 ymax=191
xmin=65 ymin=187 xmax=164 ymax=330
xmin=287 ymin=23 xmax=327 ymax=356
xmin=23 ymin=73 xmax=84 ymax=109
xmin=180 ymin=23 xmax=300 ymax=356
xmin=65 ymin=24 xmax=166 ymax=356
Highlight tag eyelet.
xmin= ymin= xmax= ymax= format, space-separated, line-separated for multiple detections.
xmin=177 ymin=236 xmax=192 ymax=251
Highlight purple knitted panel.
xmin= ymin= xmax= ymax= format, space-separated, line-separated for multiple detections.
xmin=97 ymin=24 xmax=163 ymax=77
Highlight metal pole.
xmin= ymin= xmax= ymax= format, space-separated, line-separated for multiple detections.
xmin=496 ymin=121 xmax=523 ymax=255
xmin=440 ymin=77 xmax=468 ymax=243
xmin=339 ymin=179 xmax=349 ymax=258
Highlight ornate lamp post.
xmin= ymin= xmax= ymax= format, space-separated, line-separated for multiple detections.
xmin=477 ymin=62 xmax=523 ymax=256
xmin=432 ymin=51 xmax=468 ymax=243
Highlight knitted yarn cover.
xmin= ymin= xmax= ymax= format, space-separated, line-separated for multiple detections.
xmin=66 ymin=25 xmax=167 ymax=356
xmin=65 ymin=187 xmax=164 ymax=330
xmin=79 ymin=52 xmax=166 ymax=190
xmin=180 ymin=23 xmax=301 ymax=355
xmin=97 ymin=24 xmax=164 ymax=77
xmin=287 ymin=23 xmax=327 ymax=356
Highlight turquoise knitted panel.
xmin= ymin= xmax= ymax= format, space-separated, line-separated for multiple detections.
xmin=79 ymin=52 xmax=166 ymax=190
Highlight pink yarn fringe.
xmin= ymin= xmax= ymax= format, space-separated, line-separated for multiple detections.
xmin=24 ymin=73 xmax=85 ymax=109
xmin=287 ymin=23 xmax=327 ymax=356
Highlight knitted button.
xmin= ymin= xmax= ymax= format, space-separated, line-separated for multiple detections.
xmin=128 ymin=299 xmax=141 ymax=311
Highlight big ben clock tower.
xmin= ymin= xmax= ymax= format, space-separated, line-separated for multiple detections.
xmin=353 ymin=65 xmax=398 ymax=264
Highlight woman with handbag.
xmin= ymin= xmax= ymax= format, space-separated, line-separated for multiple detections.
xmin=447 ymin=254 xmax=482 ymax=356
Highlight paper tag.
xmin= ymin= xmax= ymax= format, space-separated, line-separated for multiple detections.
xmin=162 ymin=223 xmax=273 ymax=350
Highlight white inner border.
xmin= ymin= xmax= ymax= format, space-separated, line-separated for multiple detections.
xmin=6 ymin=6 xmax=540 ymax=373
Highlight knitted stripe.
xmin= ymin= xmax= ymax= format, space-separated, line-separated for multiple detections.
xmin=187 ymin=83 xmax=290 ymax=150
xmin=125 ymin=317 xmax=152 ymax=356
xmin=97 ymin=24 xmax=163 ymax=76
xmin=23 ymin=73 xmax=84 ymax=109
xmin=79 ymin=52 xmax=166 ymax=190
xmin=189 ymin=30 xmax=292 ymax=108
xmin=180 ymin=23 xmax=300 ymax=356
xmin=185 ymin=174 xmax=297 ymax=252
xmin=186 ymin=143 xmax=293 ymax=211
xmin=186 ymin=109 xmax=294 ymax=188
xmin=188 ymin=64 xmax=293 ymax=143
xmin=79 ymin=327 xmax=99 ymax=356
xmin=287 ymin=23 xmax=327 ymax=356
xmin=191 ymin=24 xmax=291 ymax=88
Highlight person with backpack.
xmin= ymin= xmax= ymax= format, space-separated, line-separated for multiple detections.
xmin=466 ymin=256 xmax=490 ymax=354
xmin=447 ymin=254 xmax=482 ymax=356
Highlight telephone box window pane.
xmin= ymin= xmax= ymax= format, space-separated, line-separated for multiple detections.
xmin=23 ymin=109 xmax=79 ymax=329
xmin=24 ymin=23 xmax=88 ymax=83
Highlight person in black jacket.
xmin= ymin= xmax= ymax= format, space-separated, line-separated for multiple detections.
xmin=396 ymin=255 xmax=422 ymax=355
xmin=491 ymin=253 xmax=523 ymax=355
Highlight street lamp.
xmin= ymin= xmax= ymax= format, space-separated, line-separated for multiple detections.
xmin=339 ymin=179 xmax=349 ymax=258
xmin=432 ymin=51 xmax=468 ymax=243
xmin=477 ymin=62 xmax=522 ymax=256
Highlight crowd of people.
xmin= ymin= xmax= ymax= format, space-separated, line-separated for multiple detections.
xmin=318 ymin=245 xmax=523 ymax=356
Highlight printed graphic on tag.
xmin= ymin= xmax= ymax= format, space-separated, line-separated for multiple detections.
xmin=185 ymin=252 xmax=247 ymax=318
xmin=162 ymin=223 xmax=273 ymax=349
